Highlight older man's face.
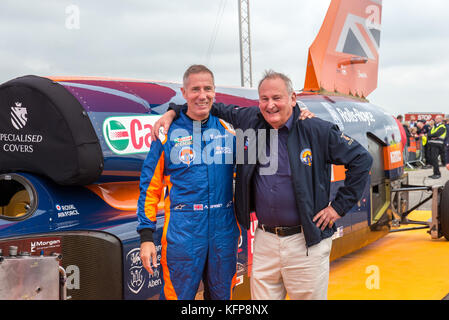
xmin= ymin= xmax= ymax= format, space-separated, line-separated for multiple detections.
xmin=258 ymin=77 xmax=296 ymax=129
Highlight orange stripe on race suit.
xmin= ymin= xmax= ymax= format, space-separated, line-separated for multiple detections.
xmin=160 ymin=177 xmax=178 ymax=300
xmin=219 ymin=119 xmax=236 ymax=136
xmin=144 ymin=151 xmax=165 ymax=224
xmin=230 ymin=272 xmax=238 ymax=300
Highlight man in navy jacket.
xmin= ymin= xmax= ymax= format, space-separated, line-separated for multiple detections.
xmin=156 ymin=70 xmax=372 ymax=300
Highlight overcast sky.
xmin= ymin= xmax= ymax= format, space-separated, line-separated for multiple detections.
xmin=1 ymin=0 xmax=448 ymax=116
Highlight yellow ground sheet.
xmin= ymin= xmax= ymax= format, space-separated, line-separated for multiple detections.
xmin=328 ymin=211 xmax=449 ymax=300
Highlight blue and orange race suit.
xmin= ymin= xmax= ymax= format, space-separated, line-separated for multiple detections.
xmin=137 ymin=110 xmax=240 ymax=300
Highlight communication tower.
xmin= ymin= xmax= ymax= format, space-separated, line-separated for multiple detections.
xmin=238 ymin=0 xmax=253 ymax=87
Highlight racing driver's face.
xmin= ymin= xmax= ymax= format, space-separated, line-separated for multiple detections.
xmin=258 ymin=77 xmax=296 ymax=129
xmin=182 ymin=72 xmax=215 ymax=121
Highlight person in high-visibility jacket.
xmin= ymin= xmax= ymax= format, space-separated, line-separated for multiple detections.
xmin=427 ymin=115 xmax=447 ymax=179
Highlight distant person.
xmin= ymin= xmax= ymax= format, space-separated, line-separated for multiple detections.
xmin=427 ymin=115 xmax=447 ymax=179
xmin=394 ymin=116 xmax=407 ymax=152
xmin=409 ymin=115 xmax=417 ymax=128
xmin=397 ymin=115 xmax=411 ymax=145
xmin=410 ymin=126 xmax=418 ymax=138
xmin=417 ymin=120 xmax=431 ymax=167
xmin=417 ymin=120 xmax=430 ymax=135
xmin=404 ymin=122 xmax=411 ymax=135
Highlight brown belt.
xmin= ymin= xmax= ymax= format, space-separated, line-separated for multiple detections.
xmin=258 ymin=224 xmax=302 ymax=237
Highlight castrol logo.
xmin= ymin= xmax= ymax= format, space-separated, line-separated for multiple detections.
xmin=103 ymin=115 xmax=161 ymax=155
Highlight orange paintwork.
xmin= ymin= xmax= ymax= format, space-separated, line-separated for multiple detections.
xmin=86 ymin=181 xmax=140 ymax=211
xmin=383 ymin=143 xmax=404 ymax=171
xmin=332 ymin=164 xmax=346 ymax=182
xmin=304 ymin=0 xmax=381 ymax=98
xmin=86 ymin=181 xmax=165 ymax=212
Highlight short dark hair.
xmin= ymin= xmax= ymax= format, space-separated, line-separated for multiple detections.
xmin=183 ymin=64 xmax=215 ymax=87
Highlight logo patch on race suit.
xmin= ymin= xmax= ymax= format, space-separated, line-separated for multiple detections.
xmin=174 ymin=135 xmax=193 ymax=147
xmin=193 ymin=204 xmax=203 ymax=211
xmin=300 ymin=148 xmax=313 ymax=167
xmin=174 ymin=204 xmax=187 ymax=210
xmin=178 ymin=146 xmax=195 ymax=165
xmin=215 ymin=146 xmax=232 ymax=155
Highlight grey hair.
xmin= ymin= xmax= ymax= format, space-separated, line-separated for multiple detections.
xmin=183 ymin=64 xmax=215 ymax=87
xmin=258 ymin=70 xmax=294 ymax=94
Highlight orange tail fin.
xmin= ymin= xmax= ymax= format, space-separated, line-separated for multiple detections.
xmin=304 ymin=0 xmax=382 ymax=98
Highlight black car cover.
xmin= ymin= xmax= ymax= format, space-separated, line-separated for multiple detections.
xmin=0 ymin=75 xmax=103 ymax=185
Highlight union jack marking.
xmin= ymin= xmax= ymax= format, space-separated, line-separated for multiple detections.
xmin=335 ymin=3 xmax=382 ymax=60
xmin=193 ymin=204 xmax=203 ymax=211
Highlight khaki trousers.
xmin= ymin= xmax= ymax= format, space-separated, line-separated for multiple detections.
xmin=250 ymin=228 xmax=332 ymax=300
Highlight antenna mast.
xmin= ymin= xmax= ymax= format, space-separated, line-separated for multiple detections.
xmin=238 ymin=0 xmax=253 ymax=87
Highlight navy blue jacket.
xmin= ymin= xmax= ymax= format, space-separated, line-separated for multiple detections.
xmin=170 ymin=103 xmax=373 ymax=247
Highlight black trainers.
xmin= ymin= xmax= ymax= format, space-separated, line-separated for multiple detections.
xmin=428 ymin=175 xmax=441 ymax=179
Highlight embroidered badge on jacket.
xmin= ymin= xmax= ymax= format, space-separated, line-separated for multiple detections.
xmin=300 ymin=148 xmax=312 ymax=166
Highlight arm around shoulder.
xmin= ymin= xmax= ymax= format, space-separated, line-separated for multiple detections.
xmin=210 ymin=103 xmax=260 ymax=129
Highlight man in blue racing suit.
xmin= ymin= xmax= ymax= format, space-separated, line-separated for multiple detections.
xmin=136 ymin=65 xmax=240 ymax=300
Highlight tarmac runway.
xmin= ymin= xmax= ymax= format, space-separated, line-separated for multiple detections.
xmin=407 ymin=166 xmax=449 ymax=210
xmin=328 ymin=167 xmax=449 ymax=300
